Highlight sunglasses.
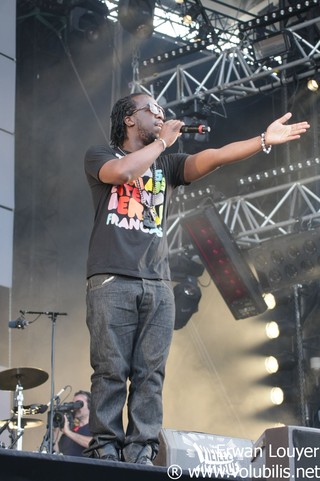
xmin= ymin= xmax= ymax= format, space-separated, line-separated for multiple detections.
xmin=132 ymin=102 xmax=166 ymax=120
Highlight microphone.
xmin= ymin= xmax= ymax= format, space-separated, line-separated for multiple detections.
xmin=30 ymin=404 xmax=48 ymax=414
xmin=8 ymin=317 xmax=29 ymax=329
xmin=47 ymin=386 xmax=68 ymax=406
xmin=180 ymin=124 xmax=211 ymax=134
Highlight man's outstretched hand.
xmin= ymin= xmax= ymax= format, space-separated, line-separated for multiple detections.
xmin=265 ymin=112 xmax=310 ymax=145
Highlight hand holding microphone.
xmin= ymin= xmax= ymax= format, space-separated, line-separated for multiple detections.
xmin=159 ymin=120 xmax=211 ymax=149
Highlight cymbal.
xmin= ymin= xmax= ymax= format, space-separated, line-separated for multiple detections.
xmin=0 ymin=418 xmax=44 ymax=430
xmin=0 ymin=367 xmax=49 ymax=391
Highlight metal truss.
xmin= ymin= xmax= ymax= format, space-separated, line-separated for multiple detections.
xmin=167 ymin=172 xmax=320 ymax=254
xmin=133 ymin=15 xmax=320 ymax=110
xmin=216 ymin=174 xmax=320 ymax=247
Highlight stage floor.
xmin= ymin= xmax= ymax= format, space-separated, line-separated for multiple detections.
xmin=0 ymin=448 xmax=192 ymax=481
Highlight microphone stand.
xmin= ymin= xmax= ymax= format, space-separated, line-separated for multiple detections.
xmin=21 ymin=310 xmax=67 ymax=454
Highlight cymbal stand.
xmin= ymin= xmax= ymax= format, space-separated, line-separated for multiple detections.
xmin=7 ymin=427 xmax=24 ymax=450
xmin=14 ymin=382 xmax=24 ymax=451
xmin=0 ymin=419 xmax=10 ymax=437
xmin=0 ymin=416 xmax=12 ymax=444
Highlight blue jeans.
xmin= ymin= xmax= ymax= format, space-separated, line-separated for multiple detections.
xmin=85 ymin=274 xmax=175 ymax=458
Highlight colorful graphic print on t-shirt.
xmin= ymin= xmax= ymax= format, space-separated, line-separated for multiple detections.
xmin=106 ymin=166 xmax=165 ymax=236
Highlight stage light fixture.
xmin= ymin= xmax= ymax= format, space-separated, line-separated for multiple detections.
xmin=141 ymin=36 xmax=215 ymax=68
xmin=249 ymin=228 xmax=320 ymax=292
xmin=118 ymin=0 xmax=156 ymax=38
xmin=265 ymin=353 xmax=297 ymax=374
xmin=182 ymin=206 xmax=268 ymax=320
xmin=264 ymin=318 xmax=296 ymax=341
xmin=174 ymin=276 xmax=202 ymax=330
xmin=252 ymin=31 xmax=291 ymax=63
xmin=265 ymin=321 xmax=280 ymax=339
xmin=238 ymin=1 xmax=319 ymax=33
xmin=310 ymin=357 xmax=320 ymax=371
xmin=196 ymin=24 xmax=218 ymax=43
xmin=271 ymin=386 xmax=284 ymax=405
xmin=69 ymin=2 xmax=109 ymax=42
xmin=265 ymin=356 xmax=279 ymax=374
xmin=238 ymin=157 xmax=320 ymax=188
xmin=307 ymin=77 xmax=320 ymax=92
xmin=183 ymin=4 xmax=202 ymax=25
xmin=169 ymin=252 xmax=204 ymax=282
xmin=263 ymin=293 xmax=276 ymax=310
xmin=172 ymin=185 xmax=214 ymax=204
xmin=270 ymin=382 xmax=299 ymax=406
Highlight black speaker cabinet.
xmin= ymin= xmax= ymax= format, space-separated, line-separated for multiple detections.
xmin=251 ymin=425 xmax=320 ymax=480
xmin=154 ymin=428 xmax=253 ymax=479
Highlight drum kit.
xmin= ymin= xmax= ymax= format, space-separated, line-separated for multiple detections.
xmin=0 ymin=367 xmax=49 ymax=451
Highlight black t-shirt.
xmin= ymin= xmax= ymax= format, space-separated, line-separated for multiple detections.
xmin=84 ymin=144 xmax=189 ymax=280
xmin=58 ymin=423 xmax=91 ymax=457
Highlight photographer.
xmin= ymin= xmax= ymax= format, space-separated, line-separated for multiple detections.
xmin=54 ymin=390 xmax=92 ymax=457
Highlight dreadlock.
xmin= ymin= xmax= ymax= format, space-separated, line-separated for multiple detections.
xmin=110 ymin=92 xmax=149 ymax=148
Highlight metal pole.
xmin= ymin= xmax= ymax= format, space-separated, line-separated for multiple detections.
xmin=293 ymin=284 xmax=310 ymax=426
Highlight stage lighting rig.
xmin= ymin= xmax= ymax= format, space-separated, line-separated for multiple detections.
xmin=238 ymin=0 xmax=320 ymax=33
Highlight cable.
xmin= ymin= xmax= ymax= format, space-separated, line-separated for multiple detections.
xmin=187 ymin=320 xmax=246 ymax=437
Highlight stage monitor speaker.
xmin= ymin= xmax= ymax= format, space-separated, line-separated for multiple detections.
xmin=154 ymin=428 xmax=253 ymax=479
xmin=251 ymin=425 xmax=320 ymax=480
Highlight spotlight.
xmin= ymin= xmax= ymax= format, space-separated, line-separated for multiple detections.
xmin=265 ymin=356 xmax=279 ymax=374
xmin=271 ymin=386 xmax=284 ymax=405
xmin=265 ymin=321 xmax=280 ymax=339
xmin=183 ymin=4 xmax=202 ymax=25
xmin=169 ymin=252 xmax=204 ymax=281
xmin=263 ymin=293 xmax=276 ymax=309
xmin=174 ymin=276 xmax=202 ymax=330
xmin=183 ymin=13 xmax=193 ymax=25
xmin=239 ymin=1 xmax=318 ymax=32
xmin=270 ymin=383 xmax=298 ymax=405
xmin=265 ymin=353 xmax=296 ymax=373
xmin=69 ymin=2 xmax=109 ymax=42
xmin=252 ymin=31 xmax=291 ymax=62
xmin=118 ymin=0 xmax=156 ymax=38
xmin=78 ymin=13 xmax=100 ymax=42
xmin=307 ymin=77 xmax=320 ymax=92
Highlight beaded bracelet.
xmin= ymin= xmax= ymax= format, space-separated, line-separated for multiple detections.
xmin=261 ymin=132 xmax=272 ymax=154
xmin=155 ymin=137 xmax=167 ymax=151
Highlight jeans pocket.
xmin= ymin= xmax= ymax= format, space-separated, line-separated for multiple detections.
xmin=87 ymin=274 xmax=116 ymax=291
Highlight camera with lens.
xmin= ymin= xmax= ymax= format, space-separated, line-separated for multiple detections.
xmin=52 ymin=400 xmax=83 ymax=429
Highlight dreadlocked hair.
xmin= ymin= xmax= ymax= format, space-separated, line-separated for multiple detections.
xmin=110 ymin=92 xmax=148 ymax=148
